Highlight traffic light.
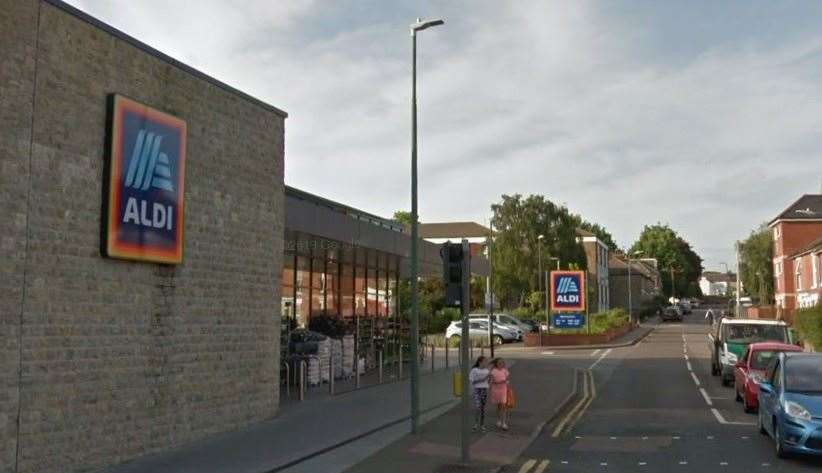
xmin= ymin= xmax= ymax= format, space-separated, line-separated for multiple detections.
xmin=441 ymin=242 xmax=464 ymax=307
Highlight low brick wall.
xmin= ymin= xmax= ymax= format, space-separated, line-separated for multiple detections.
xmin=524 ymin=323 xmax=635 ymax=347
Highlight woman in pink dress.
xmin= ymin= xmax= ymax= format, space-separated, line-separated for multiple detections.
xmin=488 ymin=358 xmax=511 ymax=430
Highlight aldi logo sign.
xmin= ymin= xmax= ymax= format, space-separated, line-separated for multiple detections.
xmin=550 ymin=270 xmax=586 ymax=311
xmin=103 ymin=95 xmax=187 ymax=264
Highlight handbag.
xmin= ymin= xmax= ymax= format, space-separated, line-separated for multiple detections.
xmin=505 ymin=386 xmax=516 ymax=409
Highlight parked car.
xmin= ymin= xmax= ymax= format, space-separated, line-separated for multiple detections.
xmin=691 ymin=299 xmax=701 ymax=308
xmin=679 ymin=300 xmax=692 ymax=314
xmin=469 ymin=313 xmax=531 ymax=336
xmin=661 ymin=306 xmax=683 ymax=322
xmin=445 ymin=320 xmax=518 ymax=345
xmin=734 ymin=342 xmax=803 ymax=413
xmin=710 ymin=319 xmax=791 ymax=387
xmin=758 ymin=352 xmax=822 ymax=458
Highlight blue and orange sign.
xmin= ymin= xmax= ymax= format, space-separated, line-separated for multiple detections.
xmin=550 ymin=270 xmax=586 ymax=312
xmin=103 ymin=94 xmax=186 ymax=264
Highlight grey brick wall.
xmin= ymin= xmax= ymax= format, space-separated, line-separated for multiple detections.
xmin=0 ymin=2 xmax=39 ymax=472
xmin=3 ymin=1 xmax=285 ymax=472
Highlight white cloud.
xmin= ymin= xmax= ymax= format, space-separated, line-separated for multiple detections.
xmin=66 ymin=0 xmax=822 ymax=269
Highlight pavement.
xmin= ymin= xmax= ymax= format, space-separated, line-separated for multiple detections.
xmin=504 ymin=308 xmax=822 ymax=473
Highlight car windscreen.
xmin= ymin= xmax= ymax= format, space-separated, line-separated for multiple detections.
xmin=785 ymin=357 xmax=822 ymax=392
xmin=723 ymin=324 xmax=788 ymax=344
xmin=750 ymin=350 xmax=778 ymax=370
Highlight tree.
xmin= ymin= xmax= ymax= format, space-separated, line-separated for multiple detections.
xmin=490 ymin=194 xmax=588 ymax=309
xmin=630 ymin=224 xmax=703 ymax=298
xmin=739 ymin=224 xmax=774 ymax=303
xmin=392 ymin=211 xmax=412 ymax=227
xmin=573 ymin=217 xmax=618 ymax=251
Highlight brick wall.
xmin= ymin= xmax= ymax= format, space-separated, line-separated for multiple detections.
xmin=773 ymin=221 xmax=822 ymax=311
xmin=2 ymin=1 xmax=285 ymax=472
xmin=0 ymin=2 xmax=39 ymax=472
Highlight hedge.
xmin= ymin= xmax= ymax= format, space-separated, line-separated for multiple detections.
xmin=795 ymin=305 xmax=822 ymax=351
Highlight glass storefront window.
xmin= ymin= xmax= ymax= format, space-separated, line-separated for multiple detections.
xmin=311 ymin=258 xmax=324 ymax=316
xmin=295 ymin=256 xmax=310 ymax=328
xmin=281 ymin=252 xmax=296 ymax=329
xmin=326 ymin=261 xmax=338 ymax=316
xmin=341 ymin=264 xmax=354 ymax=317
xmin=356 ymin=265 xmax=367 ymax=317
xmin=378 ymin=268 xmax=387 ymax=317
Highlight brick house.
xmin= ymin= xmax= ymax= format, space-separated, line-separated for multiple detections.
xmin=609 ymin=253 xmax=660 ymax=314
xmin=790 ymin=236 xmax=822 ymax=309
xmin=768 ymin=194 xmax=822 ymax=318
xmin=576 ymin=228 xmax=610 ymax=313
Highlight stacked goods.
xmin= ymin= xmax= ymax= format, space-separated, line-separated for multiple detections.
xmin=307 ymin=356 xmax=321 ymax=386
xmin=318 ymin=339 xmax=331 ymax=383
xmin=342 ymin=335 xmax=355 ymax=377
xmin=331 ymin=338 xmax=343 ymax=379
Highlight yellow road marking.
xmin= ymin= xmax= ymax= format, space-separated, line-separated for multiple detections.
xmin=552 ymin=371 xmax=590 ymax=437
xmin=518 ymin=459 xmax=537 ymax=473
xmin=564 ymin=371 xmax=596 ymax=433
xmin=534 ymin=459 xmax=550 ymax=473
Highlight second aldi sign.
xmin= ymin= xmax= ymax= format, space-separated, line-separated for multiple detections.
xmin=550 ymin=270 xmax=586 ymax=312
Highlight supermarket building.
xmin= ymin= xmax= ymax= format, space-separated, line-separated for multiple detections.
xmin=1 ymin=1 xmax=485 ymax=472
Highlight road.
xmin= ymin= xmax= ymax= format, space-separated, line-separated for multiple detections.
xmin=505 ymin=309 xmax=822 ymax=473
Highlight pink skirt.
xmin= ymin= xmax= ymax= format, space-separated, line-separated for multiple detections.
xmin=489 ymin=384 xmax=507 ymax=405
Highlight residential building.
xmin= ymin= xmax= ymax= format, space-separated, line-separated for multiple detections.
xmin=789 ymin=236 xmax=822 ymax=309
xmin=699 ymin=271 xmax=737 ymax=296
xmin=576 ymin=229 xmax=610 ymax=313
xmin=768 ymin=194 xmax=822 ymax=317
xmin=609 ymin=254 xmax=660 ymax=314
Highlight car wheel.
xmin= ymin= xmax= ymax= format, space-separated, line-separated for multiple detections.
xmin=735 ymin=386 xmax=742 ymax=402
xmin=493 ymin=335 xmax=504 ymax=346
xmin=743 ymin=395 xmax=755 ymax=414
xmin=774 ymin=421 xmax=789 ymax=459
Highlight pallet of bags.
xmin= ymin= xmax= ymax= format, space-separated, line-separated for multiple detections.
xmin=318 ymin=338 xmax=331 ymax=383
xmin=307 ymin=357 xmax=321 ymax=386
xmin=342 ymin=335 xmax=355 ymax=378
xmin=331 ymin=338 xmax=343 ymax=379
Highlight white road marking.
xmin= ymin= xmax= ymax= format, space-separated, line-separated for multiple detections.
xmin=690 ymin=372 xmax=701 ymax=386
xmin=534 ymin=460 xmax=549 ymax=473
xmin=673 ymin=436 xmax=681 ymax=440
xmin=600 ymin=462 xmax=608 ymax=466
xmin=639 ymin=461 xmax=647 ymax=466
xmin=684 ymin=354 xmax=689 ymax=361
xmin=699 ymin=388 xmax=713 ymax=406
xmin=589 ymin=348 xmax=612 ymax=369
xmin=590 ymin=349 xmax=601 ymax=357
xmin=561 ymin=460 xmax=568 ymax=465
xmin=518 ymin=459 xmax=536 ymax=473
xmin=707 ymin=435 xmax=714 ymax=440
xmin=720 ymin=461 xmax=728 ymax=466
xmin=541 ymin=351 xmax=555 ymax=355
xmin=711 ymin=408 xmax=756 ymax=426
xmin=679 ymin=460 xmax=688 ymax=465
xmin=686 ymin=361 xmax=693 ymax=371
xmin=761 ymin=462 xmax=770 ymax=467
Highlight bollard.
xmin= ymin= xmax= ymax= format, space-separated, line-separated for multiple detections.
xmin=399 ymin=346 xmax=403 ymax=379
xmin=355 ymin=352 xmax=361 ymax=389
xmin=329 ymin=357 xmax=335 ymax=395
xmin=445 ymin=343 xmax=449 ymax=368
xmin=299 ymin=360 xmax=306 ymax=401
xmin=282 ymin=362 xmax=290 ymax=399
xmin=431 ymin=345 xmax=435 ymax=372
xmin=378 ymin=350 xmax=383 ymax=384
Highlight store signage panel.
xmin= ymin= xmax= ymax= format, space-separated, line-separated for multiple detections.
xmin=550 ymin=270 xmax=586 ymax=312
xmin=103 ymin=94 xmax=187 ymax=264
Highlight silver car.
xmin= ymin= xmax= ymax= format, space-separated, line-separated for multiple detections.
xmin=445 ymin=320 xmax=519 ymax=345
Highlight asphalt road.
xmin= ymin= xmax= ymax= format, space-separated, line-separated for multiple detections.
xmin=504 ymin=309 xmax=822 ymax=473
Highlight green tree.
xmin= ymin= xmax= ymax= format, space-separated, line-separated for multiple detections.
xmin=574 ymin=217 xmax=618 ymax=251
xmin=392 ymin=211 xmax=412 ymax=227
xmin=490 ymin=194 xmax=587 ymax=308
xmin=739 ymin=224 xmax=774 ymax=304
xmin=630 ymin=224 xmax=703 ymax=298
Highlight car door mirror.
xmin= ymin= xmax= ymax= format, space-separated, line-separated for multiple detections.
xmin=759 ymin=382 xmax=773 ymax=395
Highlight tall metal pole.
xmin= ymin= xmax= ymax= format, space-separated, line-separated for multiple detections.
xmin=409 ymin=30 xmax=421 ymax=434
xmin=460 ymin=239 xmax=471 ymax=464
xmin=488 ymin=218 xmax=495 ymax=358
xmin=628 ymin=256 xmax=633 ymax=324
xmin=735 ymin=242 xmax=742 ymax=317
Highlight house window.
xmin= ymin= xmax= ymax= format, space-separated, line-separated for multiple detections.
xmin=775 ymin=261 xmax=782 ymax=276
xmin=795 ymin=263 xmax=802 ymax=291
xmin=773 ymin=226 xmax=780 ymax=240
xmin=813 ymin=255 xmax=819 ymax=289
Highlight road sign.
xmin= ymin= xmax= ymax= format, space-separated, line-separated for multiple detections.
xmin=550 ymin=270 xmax=586 ymax=312
xmin=552 ymin=313 xmax=585 ymax=329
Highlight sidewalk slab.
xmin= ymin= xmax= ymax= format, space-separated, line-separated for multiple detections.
xmin=104 ymin=369 xmax=456 ymax=473
xmin=346 ymin=358 xmax=578 ymax=473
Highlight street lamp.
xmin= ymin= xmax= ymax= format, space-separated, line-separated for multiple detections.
xmin=409 ymin=16 xmax=443 ymax=436
xmin=627 ymin=250 xmax=644 ymax=325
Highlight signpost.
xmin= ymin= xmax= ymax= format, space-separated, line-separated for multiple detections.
xmin=550 ymin=270 xmax=587 ymax=332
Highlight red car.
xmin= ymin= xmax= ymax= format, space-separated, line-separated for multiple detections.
xmin=734 ymin=342 xmax=803 ymax=413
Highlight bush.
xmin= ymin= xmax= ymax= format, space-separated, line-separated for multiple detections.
xmin=511 ymin=307 xmax=536 ymax=319
xmin=553 ymin=308 xmax=629 ymax=335
xmin=795 ymin=305 xmax=822 ymax=351
xmin=424 ymin=307 xmax=462 ymax=335
xmin=639 ymin=295 xmax=667 ymax=320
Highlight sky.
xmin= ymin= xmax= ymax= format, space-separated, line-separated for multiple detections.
xmin=67 ymin=0 xmax=822 ymax=270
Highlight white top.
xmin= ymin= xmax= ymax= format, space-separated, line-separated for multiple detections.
xmin=469 ymin=367 xmax=490 ymax=389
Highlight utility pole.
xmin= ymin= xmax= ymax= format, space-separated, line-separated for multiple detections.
xmin=409 ymin=17 xmax=444 ymax=435
xmin=735 ymin=242 xmax=742 ymax=317
xmin=459 ymin=239 xmax=471 ymax=464
xmin=487 ymin=217 xmax=495 ymax=358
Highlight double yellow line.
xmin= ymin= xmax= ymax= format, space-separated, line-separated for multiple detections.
xmin=551 ymin=369 xmax=596 ymax=438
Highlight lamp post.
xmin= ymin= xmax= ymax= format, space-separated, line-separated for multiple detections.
xmin=627 ymin=250 xmax=643 ymax=324
xmin=409 ymin=17 xmax=443 ymax=435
